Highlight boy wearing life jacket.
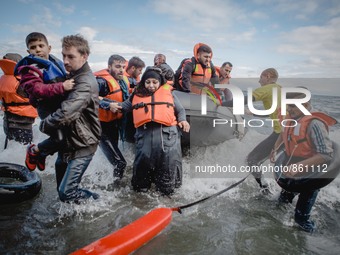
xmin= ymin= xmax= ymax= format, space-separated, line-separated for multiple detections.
xmin=272 ymin=90 xmax=334 ymax=232
xmin=112 ymin=67 xmax=190 ymax=195
xmin=15 ymin=32 xmax=75 ymax=171
xmin=174 ymin=43 xmax=219 ymax=94
xmin=0 ymin=53 xmax=37 ymax=147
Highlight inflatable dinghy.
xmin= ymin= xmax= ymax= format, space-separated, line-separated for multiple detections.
xmin=173 ymin=90 xmax=245 ymax=146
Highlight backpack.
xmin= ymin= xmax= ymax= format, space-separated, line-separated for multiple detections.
xmin=173 ymin=57 xmax=195 ymax=90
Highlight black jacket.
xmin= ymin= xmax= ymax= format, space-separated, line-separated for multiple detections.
xmin=40 ymin=62 xmax=101 ymax=158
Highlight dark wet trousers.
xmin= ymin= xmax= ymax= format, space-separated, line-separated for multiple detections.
xmin=132 ymin=123 xmax=182 ymax=196
xmin=247 ymin=132 xmax=280 ymax=187
xmin=99 ymin=121 xmax=126 ymax=178
xmin=280 ymin=189 xmax=319 ymax=224
xmin=37 ymin=131 xmax=65 ymax=157
xmin=55 ymin=152 xmax=97 ymax=203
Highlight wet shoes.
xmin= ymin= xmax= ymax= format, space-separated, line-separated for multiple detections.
xmin=295 ymin=219 xmax=316 ymax=233
xmin=25 ymin=144 xmax=46 ymax=171
xmin=37 ymin=155 xmax=46 ymax=171
xmin=25 ymin=144 xmax=38 ymax=171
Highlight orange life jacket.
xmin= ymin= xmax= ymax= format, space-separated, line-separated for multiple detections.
xmin=283 ymin=112 xmax=336 ymax=158
xmin=132 ymin=84 xmax=177 ymax=128
xmin=0 ymin=59 xmax=37 ymax=118
xmin=176 ymin=43 xmax=214 ymax=94
xmin=94 ymin=69 xmax=130 ymax=122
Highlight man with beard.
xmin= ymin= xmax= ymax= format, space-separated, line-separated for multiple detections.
xmin=94 ymin=55 xmax=130 ymax=180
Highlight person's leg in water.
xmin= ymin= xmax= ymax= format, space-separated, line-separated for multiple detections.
xmin=99 ymin=121 xmax=126 ymax=179
xmin=57 ymin=153 xmax=99 ymax=203
xmin=294 ymin=189 xmax=319 ymax=233
xmin=131 ymin=127 xmax=153 ymax=192
xmin=246 ymin=132 xmax=280 ymax=191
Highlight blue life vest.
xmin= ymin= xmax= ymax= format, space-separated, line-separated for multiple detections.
xmin=15 ymin=54 xmax=66 ymax=83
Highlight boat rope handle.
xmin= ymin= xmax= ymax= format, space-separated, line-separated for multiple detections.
xmin=171 ymin=173 xmax=251 ymax=213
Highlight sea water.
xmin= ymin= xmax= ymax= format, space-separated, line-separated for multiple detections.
xmin=0 ymin=92 xmax=339 ymax=254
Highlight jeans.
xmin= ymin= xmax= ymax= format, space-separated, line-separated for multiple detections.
xmin=99 ymin=121 xmax=126 ymax=178
xmin=280 ymin=189 xmax=319 ymax=222
xmin=55 ymin=153 xmax=96 ymax=203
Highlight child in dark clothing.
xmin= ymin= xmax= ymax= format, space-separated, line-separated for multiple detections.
xmin=15 ymin=32 xmax=74 ymax=171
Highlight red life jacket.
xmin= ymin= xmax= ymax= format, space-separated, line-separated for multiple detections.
xmin=132 ymin=84 xmax=177 ymax=128
xmin=94 ymin=69 xmax=130 ymax=122
xmin=283 ymin=112 xmax=336 ymax=158
xmin=0 ymin=59 xmax=37 ymax=118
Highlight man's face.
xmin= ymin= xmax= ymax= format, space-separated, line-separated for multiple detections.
xmin=62 ymin=46 xmax=87 ymax=73
xmin=197 ymin=52 xmax=212 ymax=66
xmin=154 ymin=55 xmax=165 ymax=66
xmin=258 ymin=71 xmax=271 ymax=86
xmin=287 ymin=102 xmax=310 ymax=119
xmin=132 ymin=67 xmax=143 ymax=79
xmin=220 ymin=64 xmax=232 ymax=78
xmin=108 ymin=60 xmax=125 ymax=80
xmin=27 ymin=39 xmax=51 ymax=60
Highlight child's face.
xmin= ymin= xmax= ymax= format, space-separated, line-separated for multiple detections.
xmin=145 ymin=78 xmax=160 ymax=93
xmin=27 ymin=39 xmax=51 ymax=60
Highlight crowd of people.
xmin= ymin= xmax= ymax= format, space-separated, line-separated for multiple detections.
xmin=0 ymin=32 xmax=337 ymax=233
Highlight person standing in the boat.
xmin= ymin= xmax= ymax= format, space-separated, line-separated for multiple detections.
xmin=40 ymin=34 xmax=101 ymax=203
xmin=155 ymin=63 xmax=175 ymax=86
xmin=124 ymin=56 xmax=145 ymax=90
xmin=111 ymin=67 xmax=190 ymax=195
xmin=271 ymin=91 xmax=334 ymax=232
xmin=246 ymin=68 xmax=281 ymax=190
xmin=154 ymin=53 xmax=166 ymax=66
xmin=94 ymin=55 xmax=130 ymax=180
xmin=0 ymin=53 xmax=37 ymax=147
xmin=215 ymin=61 xmax=233 ymax=102
xmin=174 ymin=43 xmax=219 ymax=94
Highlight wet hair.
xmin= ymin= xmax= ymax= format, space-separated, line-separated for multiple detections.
xmin=62 ymin=34 xmax=90 ymax=56
xmin=197 ymin=45 xmax=212 ymax=54
xmin=127 ymin=56 xmax=145 ymax=70
xmin=108 ymin=54 xmax=126 ymax=66
xmin=221 ymin=62 xmax=233 ymax=68
xmin=25 ymin=32 xmax=49 ymax=48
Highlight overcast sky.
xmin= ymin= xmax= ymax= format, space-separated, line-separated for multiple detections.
xmin=1 ymin=0 xmax=340 ymax=85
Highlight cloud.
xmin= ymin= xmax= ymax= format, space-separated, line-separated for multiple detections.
xmin=77 ymin=27 xmax=98 ymax=41
xmin=277 ymin=17 xmax=340 ymax=75
xmin=31 ymin=7 xmax=62 ymax=28
xmin=151 ymin=0 xmax=243 ymax=31
xmin=53 ymin=2 xmax=75 ymax=14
